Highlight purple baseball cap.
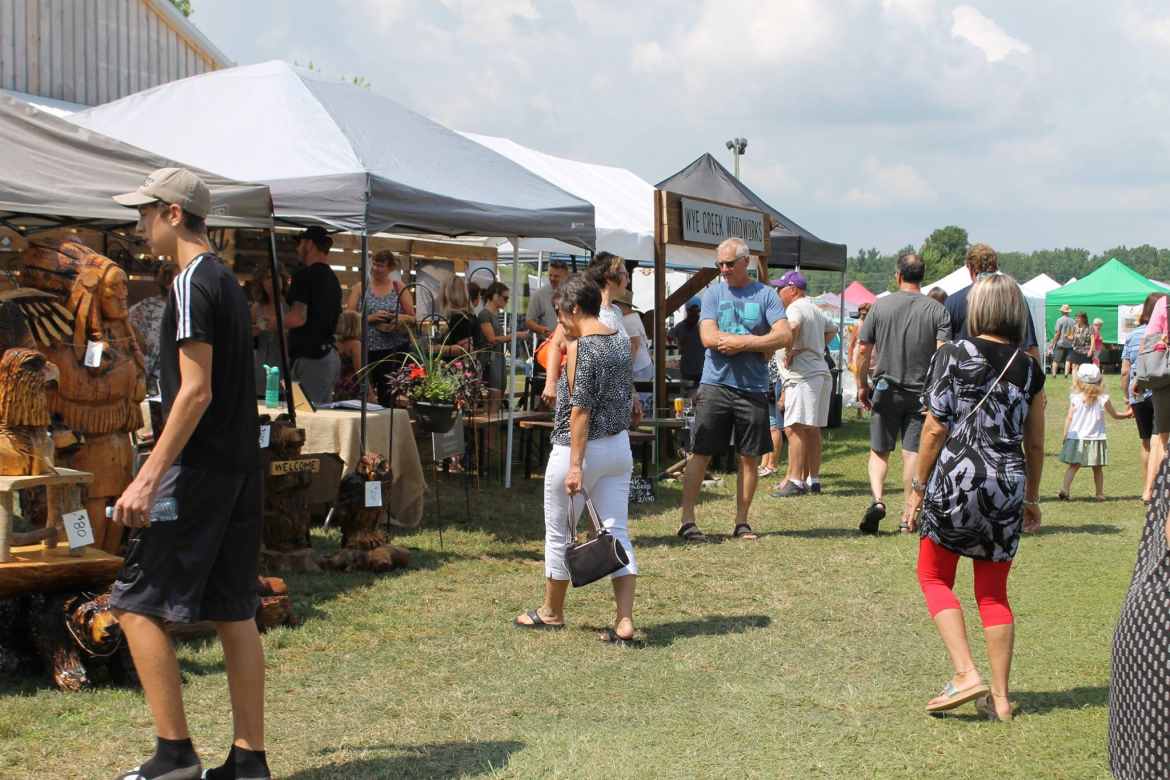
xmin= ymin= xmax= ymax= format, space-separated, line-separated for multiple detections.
xmin=772 ymin=270 xmax=807 ymax=291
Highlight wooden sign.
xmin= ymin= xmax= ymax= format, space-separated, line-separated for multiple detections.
xmin=269 ymin=458 xmax=321 ymax=476
xmin=659 ymin=191 xmax=772 ymax=257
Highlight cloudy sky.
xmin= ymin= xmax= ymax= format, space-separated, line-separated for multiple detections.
xmin=186 ymin=0 xmax=1170 ymax=256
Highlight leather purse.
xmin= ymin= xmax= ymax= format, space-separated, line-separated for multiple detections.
xmin=535 ymin=337 xmax=568 ymax=373
xmin=563 ymin=489 xmax=630 ymax=588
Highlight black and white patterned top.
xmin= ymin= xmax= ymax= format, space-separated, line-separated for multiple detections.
xmin=551 ymin=332 xmax=633 ymax=446
xmin=918 ymin=338 xmax=1044 ymax=562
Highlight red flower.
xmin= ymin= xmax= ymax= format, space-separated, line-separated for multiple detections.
xmin=409 ymin=368 xmax=426 ymax=380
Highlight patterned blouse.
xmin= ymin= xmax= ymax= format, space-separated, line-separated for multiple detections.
xmin=551 ymin=332 xmax=633 ymax=446
xmin=919 ymin=338 xmax=1045 ymax=562
xmin=365 ymin=283 xmax=409 ymax=351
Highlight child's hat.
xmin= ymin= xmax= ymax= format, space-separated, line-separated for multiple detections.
xmin=1077 ymin=363 xmax=1102 ymax=384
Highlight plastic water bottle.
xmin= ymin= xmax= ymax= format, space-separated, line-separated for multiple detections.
xmin=106 ymin=497 xmax=179 ymax=523
xmin=263 ymin=364 xmax=280 ymax=408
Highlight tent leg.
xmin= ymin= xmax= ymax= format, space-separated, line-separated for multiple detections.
xmin=266 ymin=229 xmax=296 ymax=427
xmin=360 ymin=231 xmax=369 ymax=454
xmin=505 ymin=238 xmax=520 ymax=489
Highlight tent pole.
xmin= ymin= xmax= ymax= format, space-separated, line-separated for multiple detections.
xmin=266 ymin=229 xmax=295 ymax=428
xmin=839 ymin=269 xmax=846 ymax=368
xmin=359 ymin=230 xmax=369 ymax=452
xmin=505 ymin=238 xmax=521 ymax=488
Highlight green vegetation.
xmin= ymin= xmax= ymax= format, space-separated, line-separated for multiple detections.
xmin=168 ymin=0 xmax=193 ymax=18
xmin=0 ymin=389 xmax=1138 ymax=777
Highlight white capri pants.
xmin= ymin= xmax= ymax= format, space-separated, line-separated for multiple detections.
xmin=544 ymin=431 xmax=637 ymax=581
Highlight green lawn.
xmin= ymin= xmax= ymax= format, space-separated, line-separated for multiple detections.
xmin=0 ymin=375 xmax=1142 ymax=778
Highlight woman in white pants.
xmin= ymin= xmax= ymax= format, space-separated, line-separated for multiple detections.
xmin=514 ymin=274 xmax=638 ymax=644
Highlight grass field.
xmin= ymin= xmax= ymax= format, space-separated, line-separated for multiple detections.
xmin=0 ymin=374 xmax=1146 ymax=778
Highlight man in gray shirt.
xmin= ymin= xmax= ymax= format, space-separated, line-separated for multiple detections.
xmin=1050 ymin=303 xmax=1076 ymax=376
xmin=525 ymin=259 xmax=569 ymax=340
xmin=855 ymin=253 xmax=951 ymax=535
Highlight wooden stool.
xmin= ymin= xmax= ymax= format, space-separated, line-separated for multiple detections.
xmin=0 ymin=468 xmax=94 ymax=563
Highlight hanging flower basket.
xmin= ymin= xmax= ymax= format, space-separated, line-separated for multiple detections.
xmin=413 ymin=400 xmax=459 ymax=433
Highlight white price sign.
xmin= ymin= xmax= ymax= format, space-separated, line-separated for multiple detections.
xmin=364 ymin=481 xmax=383 ymax=508
xmin=84 ymin=340 xmax=104 ymax=368
xmin=259 ymin=425 xmax=271 ymax=449
xmin=62 ymin=509 xmax=94 ymax=548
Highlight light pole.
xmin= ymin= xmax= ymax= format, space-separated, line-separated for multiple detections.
xmin=725 ymin=137 xmax=748 ymax=179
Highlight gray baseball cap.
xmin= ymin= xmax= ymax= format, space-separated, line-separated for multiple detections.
xmin=114 ymin=167 xmax=211 ymax=218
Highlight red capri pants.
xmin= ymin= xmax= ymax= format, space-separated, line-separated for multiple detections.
xmin=917 ymin=536 xmax=1014 ymax=627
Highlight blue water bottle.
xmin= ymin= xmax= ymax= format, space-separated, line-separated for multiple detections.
xmin=263 ymin=364 xmax=280 ymax=409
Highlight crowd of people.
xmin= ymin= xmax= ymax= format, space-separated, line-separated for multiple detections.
xmin=103 ymin=168 xmax=1167 ymax=779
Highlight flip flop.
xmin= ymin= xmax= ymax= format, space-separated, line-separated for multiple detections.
xmin=859 ymin=500 xmax=886 ymax=535
xmin=513 ymin=609 xmax=564 ymax=631
xmin=1058 ymin=490 xmax=1070 ymax=501
xmin=733 ymin=523 xmax=759 ymax=541
xmin=599 ymin=628 xmax=642 ymax=648
xmin=926 ymin=681 xmax=990 ymax=713
xmin=899 ymin=520 xmax=912 ymax=534
xmin=677 ymin=522 xmax=709 ymax=543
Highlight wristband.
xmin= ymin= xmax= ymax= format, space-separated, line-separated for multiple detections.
xmin=1023 ymin=499 xmax=1039 ymax=506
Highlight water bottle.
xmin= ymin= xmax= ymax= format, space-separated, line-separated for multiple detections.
xmin=263 ymin=364 xmax=280 ymax=408
xmin=106 ymin=497 xmax=179 ymax=523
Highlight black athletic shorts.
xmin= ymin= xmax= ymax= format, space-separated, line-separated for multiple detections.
xmin=691 ymin=383 xmax=772 ymax=457
xmin=110 ymin=464 xmax=264 ymax=624
xmin=870 ymin=383 xmax=925 ymax=453
xmin=1133 ymin=399 xmax=1155 ymax=440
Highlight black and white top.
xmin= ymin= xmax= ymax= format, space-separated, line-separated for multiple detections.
xmin=161 ymin=253 xmax=260 ymax=474
xmin=551 ymin=332 xmax=633 ymax=446
xmin=918 ymin=338 xmax=1044 ymax=562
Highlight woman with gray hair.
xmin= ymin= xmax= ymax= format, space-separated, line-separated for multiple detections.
xmin=514 ymin=274 xmax=638 ymax=645
xmin=905 ymin=273 xmax=1046 ymax=721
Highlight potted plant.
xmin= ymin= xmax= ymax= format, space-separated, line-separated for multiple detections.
xmin=381 ymin=332 xmax=486 ymax=434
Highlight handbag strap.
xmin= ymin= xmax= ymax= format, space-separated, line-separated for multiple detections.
xmin=955 ymin=348 xmax=1020 ymax=429
xmin=565 ymin=487 xmax=604 ymax=542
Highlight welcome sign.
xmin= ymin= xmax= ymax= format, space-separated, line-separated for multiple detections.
xmin=680 ymin=198 xmax=767 ymax=252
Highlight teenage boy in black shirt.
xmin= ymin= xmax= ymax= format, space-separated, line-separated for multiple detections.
xmin=109 ymin=167 xmax=269 ymax=780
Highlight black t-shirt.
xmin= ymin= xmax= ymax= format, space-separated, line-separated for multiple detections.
xmin=945 ymin=284 xmax=1039 ymax=352
xmin=445 ymin=312 xmax=477 ymax=347
xmin=970 ymin=337 xmax=1046 ymax=397
xmin=160 ymin=253 xmax=260 ymax=474
xmin=287 ymin=262 xmax=342 ymax=361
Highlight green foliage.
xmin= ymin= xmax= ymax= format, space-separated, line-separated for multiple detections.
xmin=292 ymin=60 xmax=372 ymax=89
xmin=168 ymin=0 xmax=193 ymax=17
xmin=919 ymin=225 xmax=969 ymax=285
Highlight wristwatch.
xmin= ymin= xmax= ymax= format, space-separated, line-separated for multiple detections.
xmin=911 ymin=476 xmax=927 ymax=493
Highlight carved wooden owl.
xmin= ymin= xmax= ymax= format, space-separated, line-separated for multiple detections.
xmin=334 ymin=451 xmax=393 ymax=550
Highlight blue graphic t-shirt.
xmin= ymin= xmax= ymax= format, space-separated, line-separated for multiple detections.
xmin=699 ymin=280 xmax=787 ymax=393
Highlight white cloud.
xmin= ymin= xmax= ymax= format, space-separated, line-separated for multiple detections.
xmin=672 ymin=0 xmax=839 ymax=73
xmin=631 ymin=41 xmax=669 ymax=73
xmin=952 ymin=5 xmax=1030 ymax=63
xmin=842 ymin=157 xmax=937 ymax=207
xmin=1121 ymin=9 xmax=1170 ymax=45
xmin=880 ymin=0 xmax=936 ymax=27
xmin=751 ymin=161 xmax=802 ymax=196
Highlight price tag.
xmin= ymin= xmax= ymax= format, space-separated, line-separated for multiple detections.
xmin=364 ymin=481 xmax=383 ymax=508
xmin=62 ymin=509 xmax=94 ymax=549
xmin=83 ymin=340 xmax=103 ymax=368
xmin=259 ymin=425 xmax=271 ymax=449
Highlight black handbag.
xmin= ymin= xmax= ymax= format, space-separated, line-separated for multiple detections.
xmin=563 ymin=489 xmax=630 ymax=588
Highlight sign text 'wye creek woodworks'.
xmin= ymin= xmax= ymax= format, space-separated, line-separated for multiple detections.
xmin=680 ymin=198 xmax=767 ymax=252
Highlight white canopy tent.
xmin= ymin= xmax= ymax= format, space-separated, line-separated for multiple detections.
xmin=924 ymin=266 xmax=1046 ymax=343
xmin=922 ymin=266 xmax=974 ymax=296
xmin=1021 ymin=273 xmax=1061 ymax=296
xmin=70 ymin=60 xmax=599 ymax=488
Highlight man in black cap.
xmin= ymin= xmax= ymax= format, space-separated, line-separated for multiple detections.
xmin=109 ymin=167 xmax=271 ymax=780
xmin=281 ymin=225 xmax=342 ymax=404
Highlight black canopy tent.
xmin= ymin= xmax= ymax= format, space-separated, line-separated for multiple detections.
xmin=656 ymin=153 xmax=847 ymax=272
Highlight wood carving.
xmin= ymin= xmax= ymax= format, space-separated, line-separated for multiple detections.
xmin=325 ymin=452 xmax=410 ymax=573
xmin=260 ymin=415 xmax=323 ymax=572
xmin=18 ymin=238 xmax=146 ymax=554
xmin=0 ymin=348 xmax=60 ymax=477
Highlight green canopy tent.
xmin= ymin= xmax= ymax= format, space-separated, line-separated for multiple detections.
xmin=1045 ymin=258 xmax=1164 ymax=343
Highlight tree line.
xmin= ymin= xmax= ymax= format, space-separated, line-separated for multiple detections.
xmin=802 ymin=227 xmax=1170 ymax=296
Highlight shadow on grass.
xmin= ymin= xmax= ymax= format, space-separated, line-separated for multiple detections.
xmin=289 ymin=740 xmax=524 ymax=779
xmin=642 ymin=614 xmax=772 ymax=647
xmin=937 ymin=685 xmax=1109 ymax=720
xmin=1033 ymin=523 xmax=1122 ymax=536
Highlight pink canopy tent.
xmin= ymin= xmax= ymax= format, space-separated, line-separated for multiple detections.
xmin=844 ymin=281 xmax=877 ymax=308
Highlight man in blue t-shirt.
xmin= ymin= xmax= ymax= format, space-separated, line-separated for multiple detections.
xmin=678 ymin=238 xmax=790 ymax=543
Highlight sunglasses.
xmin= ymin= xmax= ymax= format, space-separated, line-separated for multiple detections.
xmin=715 ymin=258 xmax=744 ymax=269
